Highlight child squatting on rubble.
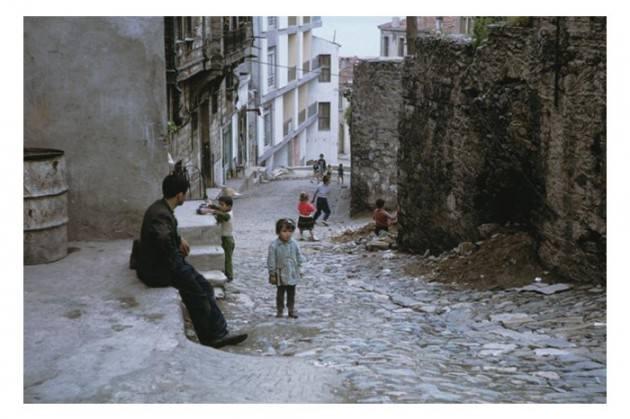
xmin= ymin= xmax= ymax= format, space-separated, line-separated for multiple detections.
xmin=268 ymin=218 xmax=305 ymax=319
xmin=373 ymin=198 xmax=398 ymax=235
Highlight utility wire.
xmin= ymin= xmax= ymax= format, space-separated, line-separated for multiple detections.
xmin=246 ymin=58 xmax=344 ymax=79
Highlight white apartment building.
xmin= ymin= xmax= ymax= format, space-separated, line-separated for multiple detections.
xmin=249 ymin=16 xmax=339 ymax=170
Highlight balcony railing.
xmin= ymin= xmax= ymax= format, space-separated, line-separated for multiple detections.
xmin=223 ymin=25 xmax=251 ymax=55
xmin=299 ymin=109 xmax=306 ymax=125
xmin=308 ymin=102 xmax=317 ymax=118
xmin=312 ymin=57 xmax=320 ymax=70
xmin=288 ymin=65 xmax=297 ymax=82
xmin=302 ymin=60 xmax=310 ymax=74
xmin=283 ymin=118 xmax=293 ymax=137
xmin=303 ymin=16 xmax=311 ymax=24
xmin=288 ymin=16 xmax=297 ymax=26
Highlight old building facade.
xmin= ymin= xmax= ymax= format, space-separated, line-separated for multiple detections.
xmin=164 ymin=16 xmax=253 ymax=197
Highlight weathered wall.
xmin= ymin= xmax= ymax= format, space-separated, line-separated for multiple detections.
xmin=350 ymin=58 xmax=403 ymax=213
xmin=24 ymin=17 xmax=168 ymax=240
xmin=398 ymin=17 xmax=606 ymax=283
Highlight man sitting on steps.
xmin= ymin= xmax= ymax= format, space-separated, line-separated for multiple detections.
xmin=134 ymin=169 xmax=247 ymax=349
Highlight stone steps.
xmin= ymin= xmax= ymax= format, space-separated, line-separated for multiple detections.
xmin=200 ymin=270 xmax=228 ymax=300
xmin=175 ymin=200 xmax=222 ymax=246
xmin=187 ymin=245 xmax=225 ymax=273
xmin=200 ymin=270 xmax=229 ymax=287
xmin=175 ymin=200 xmax=227 ymax=297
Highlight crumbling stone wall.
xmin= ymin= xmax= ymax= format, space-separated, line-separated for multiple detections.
xmin=350 ymin=58 xmax=403 ymax=213
xmin=398 ymin=17 xmax=606 ymax=283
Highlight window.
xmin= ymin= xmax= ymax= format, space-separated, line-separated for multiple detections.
xmin=267 ymin=16 xmax=277 ymax=29
xmin=167 ymin=85 xmax=181 ymax=125
xmin=212 ymin=92 xmax=218 ymax=114
xmin=318 ymin=54 xmax=331 ymax=83
xmin=318 ymin=102 xmax=330 ymax=131
xmin=398 ymin=37 xmax=405 ymax=56
xmin=185 ymin=17 xmax=193 ymax=38
xmin=383 ymin=36 xmax=389 ymax=56
xmin=267 ymin=47 xmax=276 ymax=88
xmin=264 ymin=104 xmax=273 ymax=146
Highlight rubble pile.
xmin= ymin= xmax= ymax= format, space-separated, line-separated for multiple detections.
xmin=405 ymin=228 xmax=562 ymax=290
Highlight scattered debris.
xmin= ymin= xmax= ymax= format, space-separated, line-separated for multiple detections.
xmin=456 ymin=241 xmax=477 ymax=255
xmin=490 ymin=313 xmax=532 ymax=327
xmin=533 ymin=371 xmax=561 ymax=380
xmin=478 ymin=223 xmax=501 ymax=239
xmin=513 ymin=283 xmax=572 ymax=295
xmin=331 ymin=223 xmax=376 ymax=243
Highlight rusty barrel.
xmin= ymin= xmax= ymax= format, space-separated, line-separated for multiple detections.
xmin=24 ymin=148 xmax=69 ymax=264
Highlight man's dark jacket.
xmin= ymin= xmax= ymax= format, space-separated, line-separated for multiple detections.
xmin=135 ymin=199 xmax=181 ymax=287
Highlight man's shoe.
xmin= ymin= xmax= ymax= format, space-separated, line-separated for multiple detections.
xmin=276 ymin=311 xmax=283 ymax=318
xmin=288 ymin=312 xmax=299 ymax=319
xmin=321 ymin=220 xmax=329 ymax=226
xmin=207 ymin=333 xmax=248 ymax=349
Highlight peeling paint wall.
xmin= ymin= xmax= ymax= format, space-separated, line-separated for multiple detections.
xmin=24 ymin=17 xmax=168 ymax=240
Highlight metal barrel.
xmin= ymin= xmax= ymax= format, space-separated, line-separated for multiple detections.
xmin=24 ymin=148 xmax=69 ymax=264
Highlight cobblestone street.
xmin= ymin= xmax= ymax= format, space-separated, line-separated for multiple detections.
xmin=216 ymin=179 xmax=606 ymax=403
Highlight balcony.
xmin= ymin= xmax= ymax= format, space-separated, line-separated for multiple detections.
xmin=299 ymin=109 xmax=306 ymax=125
xmin=288 ymin=16 xmax=297 ymax=26
xmin=303 ymin=16 xmax=311 ymax=24
xmin=288 ymin=65 xmax=297 ymax=82
xmin=223 ymin=24 xmax=252 ymax=59
xmin=302 ymin=60 xmax=310 ymax=74
xmin=308 ymin=102 xmax=317 ymax=118
xmin=283 ymin=118 xmax=293 ymax=137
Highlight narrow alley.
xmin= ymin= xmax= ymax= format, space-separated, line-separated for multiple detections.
xmin=212 ymin=178 xmax=606 ymax=403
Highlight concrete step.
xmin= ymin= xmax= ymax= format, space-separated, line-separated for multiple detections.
xmin=187 ymin=245 xmax=225 ymax=272
xmin=200 ymin=270 xmax=228 ymax=287
xmin=175 ymin=200 xmax=222 ymax=246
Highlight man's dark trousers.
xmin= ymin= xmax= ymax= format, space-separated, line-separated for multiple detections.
xmin=172 ymin=252 xmax=227 ymax=344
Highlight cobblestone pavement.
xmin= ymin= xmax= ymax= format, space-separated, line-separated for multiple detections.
xmin=219 ymin=178 xmax=606 ymax=403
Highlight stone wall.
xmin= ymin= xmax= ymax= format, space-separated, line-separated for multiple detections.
xmin=350 ymin=58 xmax=403 ymax=213
xmin=24 ymin=17 xmax=168 ymax=240
xmin=398 ymin=17 xmax=606 ymax=283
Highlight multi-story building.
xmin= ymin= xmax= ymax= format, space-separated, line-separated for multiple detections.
xmin=378 ymin=16 xmax=474 ymax=57
xmin=164 ymin=16 xmax=253 ymax=197
xmin=248 ymin=16 xmax=340 ymax=170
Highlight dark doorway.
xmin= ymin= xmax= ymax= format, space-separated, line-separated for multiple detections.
xmin=200 ymin=100 xmax=212 ymax=189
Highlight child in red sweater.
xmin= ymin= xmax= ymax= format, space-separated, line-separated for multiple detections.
xmin=297 ymin=192 xmax=318 ymax=241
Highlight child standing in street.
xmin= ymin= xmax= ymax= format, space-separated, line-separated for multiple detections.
xmin=337 ymin=163 xmax=344 ymax=185
xmin=209 ymin=196 xmax=236 ymax=282
xmin=312 ymin=175 xmax=332 ymax=226
xmin=297 ymin=192 xmax=317 ymax=241
xmin=268 ymin=218 xmax=305 ymax=319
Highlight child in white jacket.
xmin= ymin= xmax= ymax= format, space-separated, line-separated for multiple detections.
xmin=268 ymin=218 xmax=305 ymax=318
